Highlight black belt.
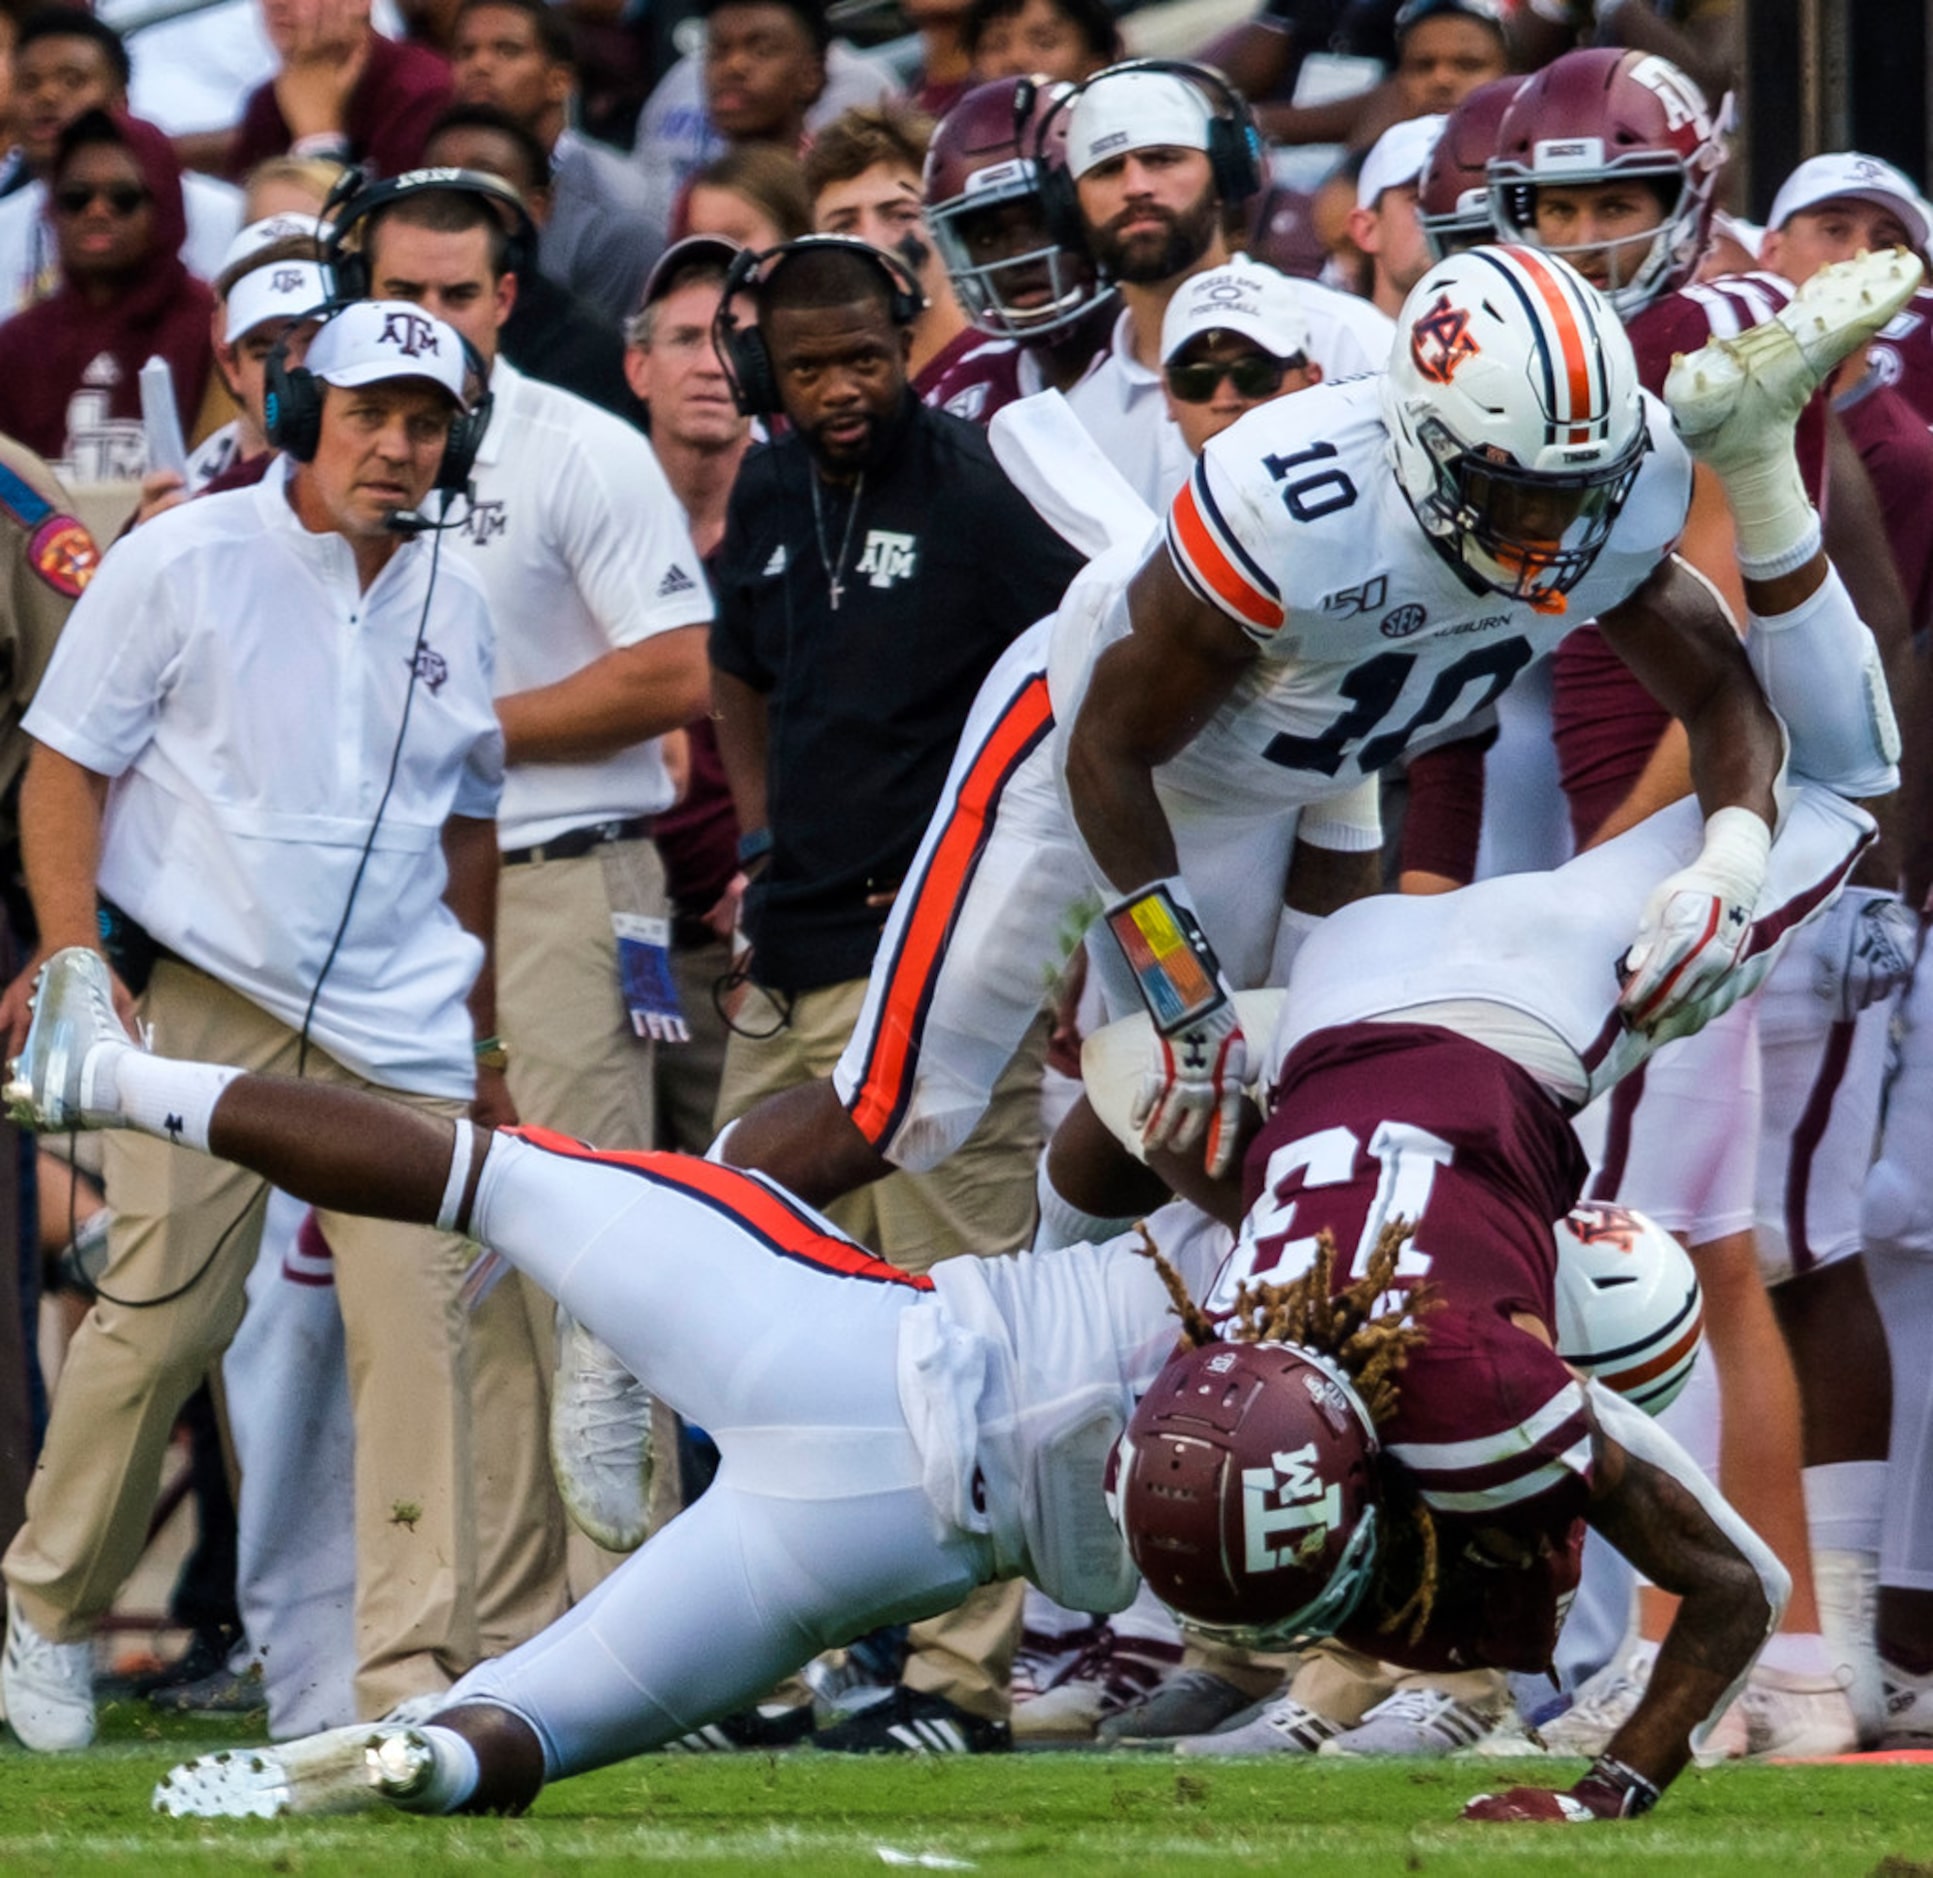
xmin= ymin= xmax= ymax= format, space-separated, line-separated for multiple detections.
xmin=501 ymin=815 xmax=654 ymax=868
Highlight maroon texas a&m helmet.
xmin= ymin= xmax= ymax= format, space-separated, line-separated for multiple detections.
xmin=1489 ymin=48 xmax=1728 ymax=319
xmin=923 ymin=76 xmax=1102 ymax=339
xmin=1418 ymin=75 xmax=1522 ymax=260
xmin=1108 ymin=1339 xmax=1382 ymax=1649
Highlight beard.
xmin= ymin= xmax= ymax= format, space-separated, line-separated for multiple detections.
xmin=1089 ymin=184 xmax=1223 ymax=285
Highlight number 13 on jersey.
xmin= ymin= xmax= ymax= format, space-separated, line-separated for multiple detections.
xmin=1210 ymin=1121 xmax=1449 ymax=1313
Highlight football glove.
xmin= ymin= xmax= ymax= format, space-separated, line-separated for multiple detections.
xmin=1618 ymin=806 xmax=1770 ymax=1033
xmin=1105 ymin=877 xmax=1247 ymax=1175
xmin=1464 ymin=1756 xmax=1660 ymax=1823
xmin=1811 ymin=887 xmax=1918 ymax=1021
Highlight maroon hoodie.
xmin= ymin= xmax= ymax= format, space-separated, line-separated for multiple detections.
xmin=0 ymin=111 xmax=215 ymax=468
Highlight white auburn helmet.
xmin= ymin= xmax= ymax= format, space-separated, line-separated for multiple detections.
xmin=1553 ymin=1201 xmax=1703 ymax=1413
xmin=1380 ymin=243 xmax=1649 ymax=606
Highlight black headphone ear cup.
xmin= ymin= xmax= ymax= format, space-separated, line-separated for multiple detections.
xmin=329 ymin=245 xmax=368 ymax=302
xmin=1207 ymin=114 xmax=1262 ymax=207
xmin=730 ymin=325 xmax=780 ymax=418
xmin=1039 ymin=161 xmax=1086 ymax=255
xmin=263 ymin=353 xmax=322 ymax=461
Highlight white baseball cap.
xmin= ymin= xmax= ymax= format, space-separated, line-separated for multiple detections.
xmin=223 ymin=258 xmax=331 ymax=342
xmin=1162 ymin=261 xmax=1312 ymax=364
xmin=219 ymin=212 xmax=328 ymax=278
xmin=1767 ymin=152 xmax=1931 ymax=254
xmin=1067 ymin=69 xmax=1215 ymax=180
xmin=303 ymin=300 xmax=469 ymax=404
xmin=1357 ymin=114 xmax=1445 ymax=211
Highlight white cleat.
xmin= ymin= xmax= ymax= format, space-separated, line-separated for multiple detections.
xmin=1879 ymin=1661 xmax=1933 ymax=1749
xmin=1664 ymin=248 xmax=1925 ymax=469
xmin=1174 ymin=1694 xmax=1343 ymax=1759
xmin=550 ymin=1306 xmax=653 ymax=1553
xmin=1736 ymin=1665 xmax=1859 ymax=1759
xmin=1316 ymin=1688 xmax=1503 ymax=1758
xmin=1537 ymin=1648 xmax=1654 ymax=1758
xmin=4 ymin=946 xmax=135 ymax=1132
xmin=2 ymin=1592 xmax=95 ymax=1751
xmin=153 ymin=1723 xmax=437 ymax=1819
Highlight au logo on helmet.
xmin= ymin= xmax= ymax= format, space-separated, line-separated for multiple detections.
xmin=1409 ymin=295 xmax=1480 ymax=384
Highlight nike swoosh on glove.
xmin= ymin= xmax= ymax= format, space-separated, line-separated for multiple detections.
xmin=1619 ymin=806 xmax=1771 ymax=1033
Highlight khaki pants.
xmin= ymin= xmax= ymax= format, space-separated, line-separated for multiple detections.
xmin=718 ymin=975 xmax=1047 ymax=1718
xmin=495 ymin=838 xmax=672 ymax=1616
xmin=3 ymin=962 xmax=483 ymax=1717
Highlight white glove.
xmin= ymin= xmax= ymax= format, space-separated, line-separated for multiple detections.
xmin=1812 ymin=887 xmax=1919 ymax=1020
xmin=1106 ymin=877 xmax=1248 ymax=1175
xmin=1619 ymin=807 xmax=1771 ymax=1033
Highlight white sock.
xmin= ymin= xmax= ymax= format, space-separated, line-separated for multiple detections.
xmin=1758 ymin=1630 xmax=1834 ymax=1679
xmin=1866 ymin=1243 xmax=1933 ymax=1593
xmin=1804 ymin=1461 xmax=1886 ymax=1556
xmin=1031 ymin=1160 xmax=1138 ymax=1252
xmin=1021 ymin=1585 xmax=1096 ymax=1641
xmin=390 ymin=1724 xmax=480 ymax=1814
xmin=1108 ymin=1580 xmax=1184 ymax=1650
xmin=112 ymin=1054 xmax=241 ymax=1153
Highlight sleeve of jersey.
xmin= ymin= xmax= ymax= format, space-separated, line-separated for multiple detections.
xmin=1164 ymin=450 xmax=1286 ymax=644
xmin=1383 ymin=1308 xmax=1594 ymax=1518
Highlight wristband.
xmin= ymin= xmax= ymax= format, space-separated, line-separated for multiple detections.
xmin=1105 ymin=878 xmax=1228 ymax=1034
xmin=474 ymin=1035 xmax=510 ymax=1072
xmin=736 ymin=827 xmax=773 ymax=866
xmin=1574 ymin=1755 xmax=1661 ymax=1819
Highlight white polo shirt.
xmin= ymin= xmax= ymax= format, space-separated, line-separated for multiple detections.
xmin=25 ymin=458 xmax=504 ymax=1099
xmin=1065 ymin=284 xmax=1398 ymax=511
xmin=449 ymin=358 xmax=714 ymax=850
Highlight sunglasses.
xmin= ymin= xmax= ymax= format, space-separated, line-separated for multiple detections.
xmin=1165 ymin=353 xmax=1289 ymax=404
xmin=53 ymin=182 xmax=149 ymax=217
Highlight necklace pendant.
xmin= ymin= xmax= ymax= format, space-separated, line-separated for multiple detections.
xmin=829 ymin=577 xmax=843 ymax=610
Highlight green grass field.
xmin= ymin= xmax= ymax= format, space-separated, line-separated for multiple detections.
xmin=6 ymin=1708 xmax=1933 ymax=1877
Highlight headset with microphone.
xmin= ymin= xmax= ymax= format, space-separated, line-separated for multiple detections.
xmin=1031 ymin=59 xmax=1266 ymax=258
xmin=712 ymin=234 xmax=927 ymax=418
xmin=324 ymin=164 xmax=540 ymax=299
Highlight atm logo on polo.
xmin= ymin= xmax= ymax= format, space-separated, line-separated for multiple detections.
xmin=855 ymin=530 xmax=918 ymax=588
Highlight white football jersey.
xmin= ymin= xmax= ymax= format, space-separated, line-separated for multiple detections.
xmin=1051 ymin=375 xmax=1691 ymax=823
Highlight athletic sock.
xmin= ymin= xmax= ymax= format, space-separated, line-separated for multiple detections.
xmin=1031 ymin=1159 xmax=1138 ymax=1252
xmin=112 ymin=1053 xmax=240 ymax=1153
xmin=1757 ymin=1630 xmax=1834 ymax=1679
xmin=388 ymin=1725 xmax=479 ymax=1814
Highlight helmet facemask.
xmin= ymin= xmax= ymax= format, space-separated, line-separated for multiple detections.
xmin=1412 ymin=411 xmax=1649 ymax=603
xmin=930 ymin=181 xmax=1098 ymax=340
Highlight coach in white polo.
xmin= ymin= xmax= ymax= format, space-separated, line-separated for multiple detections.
xmin=351 ymin=172 xmax=710 ymax=1604
xmin=0 ymin=300 xmax=507 ymax=1750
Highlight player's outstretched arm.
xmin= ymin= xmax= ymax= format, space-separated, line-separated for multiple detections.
xmin=1066 ymin=552 xmax=1263 ymax=1174
xmin=1464 ymin=1387 xmax=1787 ymax=1824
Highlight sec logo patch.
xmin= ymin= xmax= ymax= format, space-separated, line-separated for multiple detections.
xmin=29 ymin=516 xmax=100 ymax=598
xmin=1379 ymin=603 xmax=1427 ymax=638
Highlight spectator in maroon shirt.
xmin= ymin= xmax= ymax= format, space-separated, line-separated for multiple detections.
xmin=229 ymin=0 xmax=454 ymax=181
xmin=0 ymin=111 xmax=214 ymax=478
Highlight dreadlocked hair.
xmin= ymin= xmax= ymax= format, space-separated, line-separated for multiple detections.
xmin=1133 ymin=1218 xmax=1441 ymax=1645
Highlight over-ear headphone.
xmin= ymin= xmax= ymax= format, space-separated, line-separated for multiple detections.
xmin=325 ymin=165 xmax=540 ymax=300
xmin=1033 ymin=60 xmax=1265 ymax=257
xmin=264 ymin=302 xmax=496 ymax=497
xmin=712 ymin=235 xmax=928 ymax=419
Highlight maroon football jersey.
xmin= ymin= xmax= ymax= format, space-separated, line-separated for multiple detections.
xmin=1234 ymin=1021 xmax=1595 ymax=1674
xmin=1868 ymin=286 xmax=1933 ymax=427
xmin=920 ymin=333 xmax=1027 ymax=425
xmin=1552 ymin=275 xmax=1831 ymax=845
xmin=1837 ymin=371 xmax=1933 ymax=637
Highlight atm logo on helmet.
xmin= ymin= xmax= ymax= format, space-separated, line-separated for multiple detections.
xmin=1241 ymin=1442 xmax=1341 ymax=1572
xmin=1410 ymin=295 xmax=1479 ymax=385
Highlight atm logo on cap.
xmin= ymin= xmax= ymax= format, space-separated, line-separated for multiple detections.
xmin=379 ymin=310 xmax=441 ymax=358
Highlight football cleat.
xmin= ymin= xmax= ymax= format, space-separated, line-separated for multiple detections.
xmin=4 ymin=946 xmax=135 ymax=1132
xmin=663 ymin=1702 xmax=817 ymax=1753
xmin=808 ymin=1686 xmax=1010 ymax=1755
xmin=1536 ymin=1647 xmax=1655 ymax=1758
xmin=1664 ymin=248 xmax=1925 ymax=472
xmin=1317 ymin=1687 xmax=1504 ymax=1758
xmin=1010 ymin=1620 xmax=1106 ymax=1706
xmin=1009 ymin=1630 xmax=1181 ymax=1743
xmin=1735 ymin=1664 xmax=1858 ymax=1759
xmin=1097 ymin=1668 xmax=1260 ymax=1746
xmin=550 ymin=1306 xmax=653 ymax=1554
xmin=2 ymin=1592 xmax=95 ymax=1751
xmin=1174 ymin=1693 xmax=1344 ymax=1759
xmin=153 ymin=1723 xmax=437 ymax=1819
xmin=1879 ymin=1661 xmax=1933 ymax=1750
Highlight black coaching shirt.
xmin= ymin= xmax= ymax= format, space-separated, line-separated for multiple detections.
xmin=711 ymin=393 xmax=1084 ymax=993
